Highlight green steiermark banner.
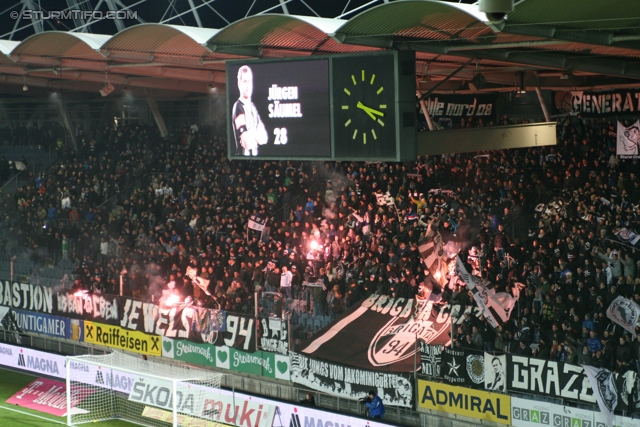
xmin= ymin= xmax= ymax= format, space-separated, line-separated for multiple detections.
xmin=162 ymin=336 xmax=215 ymax=366
xmin=216 ymin=345 xmax=290 ymax=381
xmin=162 ymin=337 xmax=290 ymax=381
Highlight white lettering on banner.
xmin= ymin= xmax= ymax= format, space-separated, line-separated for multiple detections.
xmin=0 ymin=281 xmax=53 ymax=313
xmin=128 ymin=377 xmax=276 ymax=427
xmin=233 ymin=351 xmax=273 ymax=375
xmin=510 ymin=356 xmax=595 ymax=403
xmin=120 ymin=299 xmax=191 ymax=338
xmin=14 ymin=311 xmax=66 ymax=337
xmin=260 ymin=318 xmax=288 ymax=355
xmin=424 ymin=97 xmax=493 ymax=117
xmin=225 ymin=315 xmax=254 ymax=351
xmin=56 ymin=292 xmax=118 ymax=321
xmin=175 ymin=341 xmax=214 ymax=363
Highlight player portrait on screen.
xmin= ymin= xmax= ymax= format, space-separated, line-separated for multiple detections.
xmin=232 ymin=65 xmax=268 ymax=156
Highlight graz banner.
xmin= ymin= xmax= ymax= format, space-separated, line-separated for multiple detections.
xmin=83 ymin=320 xmax=161 ymax=356
xmin=289 ymin=352 xmax=413 ymax=408
xmin=511 ymin=396 xmax=594 ymax=427
xmin=422 ymin=94 xmax=496 ymax=121
xmin=417 ymin=379 xmax=510 ymax=425
xmin=508 ymin=355 xmax=595 ymax=404
xmin=301 ymin=293 xmax=452 ymax=372
xmin=259 ymin=317 xmax=288 ymax=355
xmin=441 ymin=347 xmax=485 ymax=389
xmin=554 ymin=89 xmax=640 ymax=116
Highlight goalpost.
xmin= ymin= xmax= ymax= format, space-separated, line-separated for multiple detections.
xmin=65 ymin=351 xmax=226 ymax=427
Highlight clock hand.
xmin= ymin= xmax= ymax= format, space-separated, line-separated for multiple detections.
xmin=356 ymin=101 xmax=385 ymax=121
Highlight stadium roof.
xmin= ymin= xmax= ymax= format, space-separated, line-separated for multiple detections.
xmin=1 ymin=0 xmax=640 ymax=97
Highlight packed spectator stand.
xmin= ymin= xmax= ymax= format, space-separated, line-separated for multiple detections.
xmin=0 ymin=113 xmax=639 ymax=375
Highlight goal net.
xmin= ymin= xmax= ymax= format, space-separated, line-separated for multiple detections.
xmin=66 ymin=351 xmax=226 ymax=427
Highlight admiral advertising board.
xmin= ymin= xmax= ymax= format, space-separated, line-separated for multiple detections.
xmin=417 ymin=379 xmax=511 ymax=425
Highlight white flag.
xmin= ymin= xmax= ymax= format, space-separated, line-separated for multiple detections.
xmin=582 ymin=365 xmax=617 ymax=427
xmin=455 ymin=256 xmax=517 ymax=328
xmin=375 ymin=191 xmax=395 ymax=206
xmin=606 ymin=296 xmax=640 ymax=336
xmin=186 ymin=266 xmax=198 ymax=281
xmin=248 ymin=215 xmax=266 ymax=232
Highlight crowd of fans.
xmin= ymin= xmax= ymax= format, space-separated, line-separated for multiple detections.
xmin=0 ymin=113 xmax=639 ymax=373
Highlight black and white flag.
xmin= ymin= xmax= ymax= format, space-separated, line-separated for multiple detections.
xmin=248 ymin=215 xmax=267 ymax=232
xmin=419 ymin=221 xmax=448 ymax=287
xmin=614 ymin=228 xmax=640 ymax=247
xmin=484 ymin=353 xmax=507 ymax=392
xmin=606 ymin=296 xmax=640 ymax=336
xmin=455 ymin=256 xmax=517 ymax=328
xmin=441 ymin=347 xmax=484 ymax=389
xmin=420 ymin=343 xmax=442 ymax=377
xmin=583 ymin=365 xmax=618 ymax=427
xmin=375 ymin=191 xmax=395 ymax=207
xmin=617 ymin=120 xmax=640 ymax=159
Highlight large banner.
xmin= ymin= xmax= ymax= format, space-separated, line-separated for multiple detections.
xmin=0 ymin=283 xmax=259 ymax=353
xmin=289 ymin=352 xmax=413 ymax=408
xmin=161 ymin=337 xmax=290 ymax=381
xmin=553 ymin=89 xmax=640 ymax=116
xmin=508 ymin=355 xmax=595 ymax=404
xmin=301 ymin=293 xmax=452 ymax=372
xmin=417 ymin=379 xmax=510 ymax=425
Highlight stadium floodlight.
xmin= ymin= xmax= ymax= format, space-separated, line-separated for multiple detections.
xmin=66 ymin=351 xmax=229 ymax=427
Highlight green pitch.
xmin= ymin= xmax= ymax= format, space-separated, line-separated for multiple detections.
xmin=0 ymin=368 xmax=137 ymax=427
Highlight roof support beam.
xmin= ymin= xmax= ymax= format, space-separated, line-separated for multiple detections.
xmin=147 ymin=94 xmax=168 ymax=137
xmin=399 ymin=41 xmax=640 ymax=79
xmin=446 ymin=40 xmax=566 ymax=52
xmin=105 ymin=0 xmax=126 ymax=32
xmin=419 ymin=59 xmax=473 ymax=100
xmin=187 ymin=0 xmax=203 ymax=27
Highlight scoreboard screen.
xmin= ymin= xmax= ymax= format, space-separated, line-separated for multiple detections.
xmin=227 ymin=59 xmax=331 ymax=159
xmin=227 ymin=51 xmax=416 ymax=161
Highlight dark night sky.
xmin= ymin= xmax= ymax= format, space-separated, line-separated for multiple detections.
xmin=0 ymin=0 xmax=477 ymax=40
